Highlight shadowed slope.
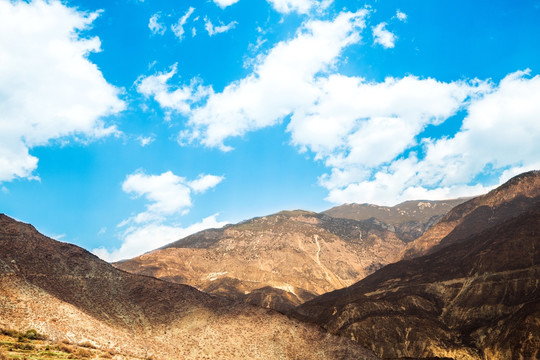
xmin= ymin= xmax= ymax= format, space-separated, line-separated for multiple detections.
xmin=402 ymin=171 xmax=540 ymax=259
xmin=294 ymin=208 xmax=540 ymax=359
xmin=0 ymin=214 xmax=377 ymax=359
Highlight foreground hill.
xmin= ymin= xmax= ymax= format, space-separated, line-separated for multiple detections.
xmin=294 ymin=206 xmax=540 ymax=358
xmin=116 ymin=210 xmax=410 ymax=311
xmin=0 ymin=214 xmax=376 ymax=359
xmin=324 ymin=199 xmax=468 ymax=242
xmin=403 ymin=170 xmax=540 ymax=259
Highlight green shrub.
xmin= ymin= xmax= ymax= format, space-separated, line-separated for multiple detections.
xmin=23 ymin=329 xmax=39 ymax=340
xmin=13 ymin=342 xmax=34 ymax=351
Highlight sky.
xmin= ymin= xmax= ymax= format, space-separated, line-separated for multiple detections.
xmin=1 ymin=0 xmax=540 ymax=262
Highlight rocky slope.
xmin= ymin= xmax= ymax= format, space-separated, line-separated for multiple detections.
xmin=403 ymin=170 xmax=540 ymax=259
xmin=294 ymin=205 xmax=540 ymax=359
xmin=324 ymin=199 xmax=468 ymax=243
xmin=116 ymin=210 xmax=409 ymax=312
xmin=0 ymin=214 xmax=376 ymax=359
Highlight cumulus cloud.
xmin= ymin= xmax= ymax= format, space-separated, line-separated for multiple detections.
xmin=267 ymin=0 xmax=332 ymax=14
xmin=322 ymin=70 xmax=540 ymax=205
xmin=94 ymin=170 xmax=226 ymax=262
xmin=372 ymin=22 xmax=396 ymax=48
xmin=288 ymin=75 xmax=485 ymax=166
xmin=213 ymin=0 xmax=240 ymax=8
xmin=93 ymin=214 xmax=227 ymax=262
xmin=171 ymin=7 xmax=195 ymax=40
xmin=204 ymin=18 xmax=238 ymax=36
xmin=0 ymin=0 xmax=125 ymax=182
xmin=149 ymin=13 xmax=166 ymax=35
xmin=137 ymin=6 xmax=539 ymax=207
xmin=181 ymin=10 xmax=368 ymax=150
xmin=121 ymin=170 xmax=223 ymax=224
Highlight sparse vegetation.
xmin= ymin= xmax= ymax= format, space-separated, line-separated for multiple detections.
xmin=0 ymin=327 xmax=118 ymax=359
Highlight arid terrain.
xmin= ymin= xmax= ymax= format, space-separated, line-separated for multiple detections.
xmin=294 ymin=171 xmax=540 ymax=359
xmin=1 ymin=171 xmax=538 ymax=360
xmin=0 ymin=214 xmax=376 ymax=359
xmin=116 ymin=200 xmax=465 ymax=312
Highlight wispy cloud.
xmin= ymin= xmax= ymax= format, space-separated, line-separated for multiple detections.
xmin=149 ymin=13 xmax=166 ymax=35
xmin=266 ymin=0 xmax=332 ymax=14
xmin=171 ymin=7 xmax=195 ymax=41
xmin=204 ymin=18 xmax=238 ymax=36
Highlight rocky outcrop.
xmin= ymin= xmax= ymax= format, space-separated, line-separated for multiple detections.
xmin=0 ymin=214 xmax=377 ymax=359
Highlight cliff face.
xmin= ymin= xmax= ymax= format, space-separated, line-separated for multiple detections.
xmin=402 ymin=170 xmax=540 ymax=259
xmin=294 ymin=207 xmax=540 ymax=360
xmin=116 ymin=210 xmax=408 ymax=312
xmin=0 ymin=214 xmax=376 ymax=360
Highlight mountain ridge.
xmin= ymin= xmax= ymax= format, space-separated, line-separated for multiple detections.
xmin=292 ymin=173 xmax=540 ymax=359
xmin=0 ymin=213 xmax=377 ymax=359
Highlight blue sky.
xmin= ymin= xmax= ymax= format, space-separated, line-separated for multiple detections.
xmin=1 ymin=0 xmax=539 ymax=261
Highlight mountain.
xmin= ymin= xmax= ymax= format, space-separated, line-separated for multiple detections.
xmin=403 ymin=170 xmax=540 ymax=259
xmin=323 ymin=199 xmax=469 ymax=243
xmin=0 ymin=214 xmax=377 ymax=359
xmin=293 ymin=187 xmax=540 ymax=358
xmin=116 ymin=210 xmax=409 ymax=312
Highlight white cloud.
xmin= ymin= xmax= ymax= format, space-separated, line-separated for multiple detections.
xmin=396 ymin=10 xmax=407 ymax=22
xmin=122 ymin=170 xmax=223 ymax=223
xmin=288 ymin=74 xmax=485 ymax=167
xmin=94 ymin=170 xmax=227 ymax=262
xmin=213 ymin=0 xmax=240 ymax=8
xmin=372 ymin=22 xmax=396 ymax=48
xmin=0 ymin=0 xmax=125 ymax=182
xmin=137 ymin=135 xmax=155 ymax=146
xmin=136 ymin=63 xmax=212 ymax=116
xmin=93 ymin=214 xmax=228 ymax=262
xmin=322 ymin=70 xmax=540 ymax=205
xmin=137 ymin=6 xmax=539 ymax=208
xmin=267 ymin=0 xmax=332 ymax=14
xmin=204 ymin=18 xmax=238 ymax=36
xmin=171 ymin=7 xmax=195 ymax=40
xmin=181 ymin=10 xmax=368 ymax=150
xmin=189 ymin=174 xmax=225 ymax=193
xmin=149 ymin=13 xmax=166 ymax=35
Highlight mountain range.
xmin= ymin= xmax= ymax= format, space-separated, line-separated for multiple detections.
xmin=116 ymin=199 xmax=466 ymax=312
xmin=1 ymin=170 xmax=539 ymax=359
xmin=0 ymin=214 xmax=376 ymax=359
xmin=294 ymin=171 xmax=540 ymax=359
